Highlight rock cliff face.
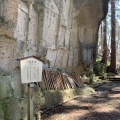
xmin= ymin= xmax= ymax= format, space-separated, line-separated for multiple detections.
xmin=0 ymin=0 xmax=109 ymax=73
xmin=0 ymin=0 xmax=109 ymax=119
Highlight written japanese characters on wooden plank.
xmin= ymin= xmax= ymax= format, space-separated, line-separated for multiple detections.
xmin=58 ymin=26 xmax=65 ymax=47
xmin=28 ymin=6 xmax=38 ymax=49
xmin=42 ymin=0 xmax=59 ymax=49
xmin=62 ymin=0 xmax=70 ymax=26
xmin=61 ymin=48 xmax=69 ymax=68
xmin=15 ymin=1 xmax=28 ymax=42
xmin=70 ymin=25 xmax=78 ymax=48
xmin=20 ymin=57 xmax=43 ymax=84
xmin=68 ymin=49 xmax=74 ymax=68
xmin=65 ymin=30 xmax=70 ymax=47
xmin=73 ymin=48 xmax=80 ymax=68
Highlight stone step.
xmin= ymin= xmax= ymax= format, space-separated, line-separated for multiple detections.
xmin=90 ymin=80 xmax=109 ymax=88
xmin=108 ymin=74 xmax=120 ymax=81
xmin=109 ymin=78 xmax=120 ymax=81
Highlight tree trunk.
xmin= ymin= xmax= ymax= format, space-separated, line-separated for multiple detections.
xmin=109 ymin=0 xmax=116 ymax=73
xmin=101 ymin=18 xmax=107 ymax=65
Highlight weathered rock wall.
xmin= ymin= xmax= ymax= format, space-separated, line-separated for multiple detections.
xmin=75 ymin=0 xmax=109 ymax=64
xmin=0 ymin=0 xmax=109 ymax=119
xmin=0 ymin=0 xmax=109 ymax=72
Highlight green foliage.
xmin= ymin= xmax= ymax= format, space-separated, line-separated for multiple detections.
xmin=96 ymin=58 xmax=110 ymax=66
xmin=96 ymin=57 xmax=101 ymax=63
xmin=107 ymin=61 xmax=110 ymax=66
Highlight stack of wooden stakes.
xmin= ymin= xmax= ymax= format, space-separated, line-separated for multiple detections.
xmin=42 ymin=68 xmax=83 ymax=90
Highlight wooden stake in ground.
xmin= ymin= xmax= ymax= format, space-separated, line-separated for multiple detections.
xmin=28 ymin=84 xmax=31 ymax=120
xmin=36 ymin=111 xmax=41 ymax=120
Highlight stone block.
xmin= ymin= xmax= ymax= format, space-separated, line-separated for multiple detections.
xmin=0 ymin=76 xmax=13 ymax=100
xmin=12 ymin=67 xmax=22 ymax=98
xmin=0 ymin=98 xmax=27 ymax=120
xmin=55 ymin=48 xmax=65 ymax=68
xmin=65 ymin=30 xmax=70 ymax=48
xmin=67 ymin=48 xmax=74 ymax=69
xmin=45 ymin=49 xmax=57 ymax=67
xmin=61 ymin=49 xmax=69 ymax=68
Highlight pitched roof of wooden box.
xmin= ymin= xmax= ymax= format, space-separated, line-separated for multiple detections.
xmin=19 ymin=56 xmax=44 ymax=63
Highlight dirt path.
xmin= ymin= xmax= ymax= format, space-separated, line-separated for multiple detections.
xmin=42 ymin=82 xmax=120 ymax=120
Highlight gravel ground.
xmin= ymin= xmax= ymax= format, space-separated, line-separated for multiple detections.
xmin=42 ymin=82 xmax=120 ymax=120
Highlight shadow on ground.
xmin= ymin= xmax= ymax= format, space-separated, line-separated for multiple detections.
xmin=42 ymin=82 xmax=120 ymax=120
xmin=77 ymin=111 xmax=120 ymax=120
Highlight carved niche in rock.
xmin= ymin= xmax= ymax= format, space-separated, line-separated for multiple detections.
xmin=46 ymin=48 xmax=69 ymax=68
xmin=15 ymin=1 xmax=28 ymax=49
xmin=28 ymin=4 xmax=39 ymax=55
xmin=42 ymin=0 xmax=59 ymax=49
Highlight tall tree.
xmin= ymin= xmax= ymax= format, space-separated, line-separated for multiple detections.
xmin=101 ymin=18 xmax=107 ymax=65
xmin=109 ymin=0 xmax=116 ymax=73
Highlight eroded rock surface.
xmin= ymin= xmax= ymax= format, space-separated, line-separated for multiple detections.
xmin=0 ymin=0 xmax=109 ymax=71
xmin=0 ymin=0 xmax=109 ymax=119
